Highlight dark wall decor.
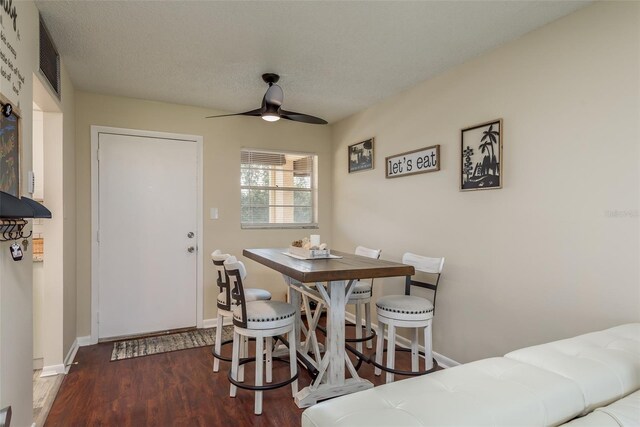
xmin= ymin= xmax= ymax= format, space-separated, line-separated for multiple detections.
xmin=386 ymin=145 xmax=440 ymax=179
xmin=0 ymin=94 xmax=21 ymax=197
xmin=461 ymin=119 xmax=502 ymax=191
xmin=348 ymin=138 xmax=374 ymax=173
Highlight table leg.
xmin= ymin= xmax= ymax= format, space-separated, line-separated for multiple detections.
xmin=326 ymin=280 xmax=346 ymax=385
xmin=293 ymin=280 xmax=373 ymax=408
xmin=283 ymin=274 xmax=302 ymax=350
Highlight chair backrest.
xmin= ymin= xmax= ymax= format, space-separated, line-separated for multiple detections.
xmin=355 ymin=246 xmax=382 ymax=286
xmin=211 ymin=250 xmax=231 ymax=309
xmin=402 ymin=252 xmax=445 ymax=313
xmin=355 ymin=246 xmax=382 ymax=260
xmin=223 ymin=256 xmax=249 ymax=328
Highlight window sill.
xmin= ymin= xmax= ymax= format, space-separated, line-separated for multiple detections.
xmin=241 ymin=223 xmax=319 ymax=230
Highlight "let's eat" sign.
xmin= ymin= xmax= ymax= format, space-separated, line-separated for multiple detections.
xmin=385 ymin=145 xmax=440 ymax=179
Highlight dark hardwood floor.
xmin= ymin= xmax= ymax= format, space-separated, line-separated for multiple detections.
xmin=46 ymin=325 xmax=440 ymax=427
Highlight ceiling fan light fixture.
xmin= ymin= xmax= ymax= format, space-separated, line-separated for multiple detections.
xmin=261 ymin=112 xmax=280 ymax=122
xmin=206 ymin=73 xmax=327 ymax=125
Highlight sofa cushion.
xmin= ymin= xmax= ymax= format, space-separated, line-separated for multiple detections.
xmin=563 ymin=411 xmax=622 ymax=426
xmin=505 ymin=324 xmax=640 ymax=413
xmin=563 ymin=389 xmax=640 ymax=426
xmin=302 ymin=357 xmax=584 ymax=427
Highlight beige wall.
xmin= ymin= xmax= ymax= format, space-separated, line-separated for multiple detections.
xmin=75 ymin=93 xmax=332 ymax=336
xmin=331 ymin=2 xmax=640 ymax=363
xmin=0 ymin=2 xmax=76 ymax=424
xmin=32 ymin=64 xmax=76 ymax=372
xmin=41 ymin=109 xmax=64 ymax=369
xmin=62 ymin=65 xmax=77 ymax=356
xmin=0 ymin=3 xmax=38 ymax=425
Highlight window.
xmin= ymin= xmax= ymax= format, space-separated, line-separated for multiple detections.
xmin=241 ymin=149 xmax=317 ymax=228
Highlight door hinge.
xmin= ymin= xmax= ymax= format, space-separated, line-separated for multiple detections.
xmin=97 ymin=229 xmax=100 ymax=243
xmin=97 ymin=311 xmax=100 ymax=324
xmin=97 ymin=148 xmax=100 ymax=162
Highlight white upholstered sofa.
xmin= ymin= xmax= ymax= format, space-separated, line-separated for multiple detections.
xmin=301 ymin=323 xmax=640 ymax=426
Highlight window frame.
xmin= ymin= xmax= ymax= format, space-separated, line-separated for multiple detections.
xmin=240 ymin=148 xmax=319 ymax=230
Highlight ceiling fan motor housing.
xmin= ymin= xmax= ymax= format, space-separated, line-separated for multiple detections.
xmin=262 ymin=73 xmax=280 ymax=85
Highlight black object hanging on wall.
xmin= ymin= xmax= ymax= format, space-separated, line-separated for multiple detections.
xmin=0 ymin=191 xmax=52 ymax=242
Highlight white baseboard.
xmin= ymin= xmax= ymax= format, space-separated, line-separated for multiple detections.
xmin=63 ymin=338 xmax=80 ymax=373
xmin=432 ymin=351 xmax=460 ymax=368
xmin=40 ymin=364 xmax=65 ymax=377
xmin=202 ymin=317 xmax=233 ymax=329
xmin=345 ymin=311 xmax=459 ymax=368
xmin=77 ymin=335 xmax=95 ymax=346
xmin=39 ymin=338 xmax=80 ymax=377
xmin=202 ymin=318 xmax=216 ymax=329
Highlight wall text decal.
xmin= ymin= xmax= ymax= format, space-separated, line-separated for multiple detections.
xmin=0 ymin=0 xmax=18 ymax=32
xmin=385 ymin=145 xmax=440 ymax=179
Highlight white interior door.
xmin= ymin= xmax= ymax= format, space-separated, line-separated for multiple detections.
xmin=97 ymin=132 xmax=198 ymax=339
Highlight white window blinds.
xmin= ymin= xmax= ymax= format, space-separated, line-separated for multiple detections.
xmin=241 ymin=149 xmax=317 ymax=228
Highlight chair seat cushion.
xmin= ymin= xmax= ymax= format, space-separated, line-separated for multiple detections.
xmin=217 ymin=288 xmax=271 ymax=307
xmin=233 ymin=300 xmax=296 ymax=329
xmin=376 ymin=295 xmax=433 ymax=321
xmin=349 ymin=280 xmax=372 ymax=300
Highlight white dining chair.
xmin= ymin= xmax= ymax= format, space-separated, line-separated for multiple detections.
xmin=374 ymin=252 xmax=444 ymax=383
xmin=211 ymin=250 xmax=271 ymax=373
xmin=224 ymin=256 xmax=299 ymax=415
xmin=345 ymin=246 xmax=382 ymax=353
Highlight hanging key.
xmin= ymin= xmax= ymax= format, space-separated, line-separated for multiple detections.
xmin=10 ymin=242 xmax=23 ymax=261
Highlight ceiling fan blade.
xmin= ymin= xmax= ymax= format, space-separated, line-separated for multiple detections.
xmin=206 ymin=108 xmax=261 ymax=119
xmin=263 ymin=84 xmax=284 ymax=106
xmin=280 ymin=110 xmax=328 ymax=125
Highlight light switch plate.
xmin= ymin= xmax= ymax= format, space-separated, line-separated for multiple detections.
xmin=210 ymin=208 xmax=219 ymax=220
xmin=28 ymin=171 xmax=35 ymax=194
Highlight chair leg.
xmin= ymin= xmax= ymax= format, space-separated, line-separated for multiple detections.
xmin=424 ymin=322 xmax=433 ymax=371
xmin=374 ymin=321 xmax=384 ymax=376
xmin=213 ymin=313 xmax=224 ymax=372
xmin=266 ymin=336 xmax=273 ymax=384
xmin=386 ymin=324 xmax=396 ymax=383
xmin=411 ymin=328 xmax=420 ymax=372
xmin=230 ymin=330 xmax=240 ymax=398
xmin=239 ymin=336 xmax=247 ymax=383
xmin=355 ymin=303 xmax=363 ymax=353
xmin=289 ymin=326 xmax=298 ymax=397
xmin=365 ymin=302 xmax=373 ymax=349
xmin=254 ymin=336 xmax=264 ymax=415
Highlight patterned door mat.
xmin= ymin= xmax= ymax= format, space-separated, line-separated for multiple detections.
xmin=111 ymin=326 xmax=234 ymax=361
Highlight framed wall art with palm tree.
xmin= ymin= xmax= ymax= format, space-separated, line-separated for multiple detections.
xmin=461 ymin=119 xmax=502 ymax=191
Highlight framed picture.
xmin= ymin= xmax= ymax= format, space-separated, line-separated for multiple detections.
xmin=0 ymin=94 xmax=21 ymax=197
xmin=461 ymin=119 xmax=502 ymax=191
xmin=348 ymin=138 xmax=374 ymax=173
xmin=385 ymin=145 xmax=440 ymax=179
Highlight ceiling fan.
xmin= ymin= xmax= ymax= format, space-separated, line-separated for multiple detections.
xmin=206 ymin=73 xmax=328 ymax=125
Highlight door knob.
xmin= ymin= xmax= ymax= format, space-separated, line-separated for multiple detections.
xmin=187 ymin=232 xmax=194 ymax=238
xmin=187 ymin=246 xmax=195 ymax=253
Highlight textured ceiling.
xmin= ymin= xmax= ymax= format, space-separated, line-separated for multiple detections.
xmin=35 ymin=1 xmax=589 ymax=123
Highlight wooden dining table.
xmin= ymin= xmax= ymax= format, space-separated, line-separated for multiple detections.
xmin=243 ymin=248 xmax=415 ymax=407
